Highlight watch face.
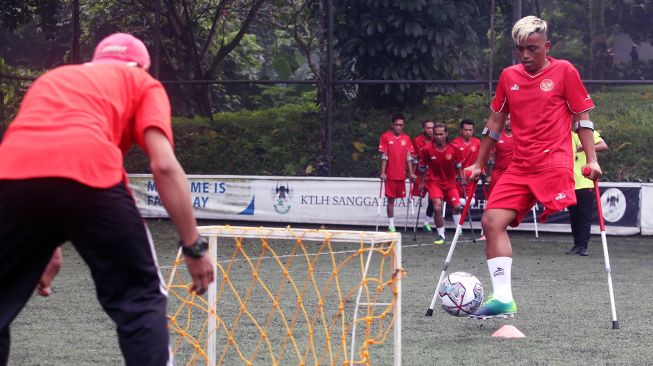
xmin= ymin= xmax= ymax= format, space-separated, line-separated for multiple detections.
xmin=182 ymin=237 xmax=208 ymax=258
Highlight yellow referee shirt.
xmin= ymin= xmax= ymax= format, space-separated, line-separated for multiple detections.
xmin=572 ymin=130 xmax=603 ymax=190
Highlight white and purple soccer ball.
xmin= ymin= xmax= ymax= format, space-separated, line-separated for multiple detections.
xmin=438 ymin=272 xmax=484 ymax=316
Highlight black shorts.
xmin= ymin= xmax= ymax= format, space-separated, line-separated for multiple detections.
xmin=0 ymin=178 xmax=169 ymax=365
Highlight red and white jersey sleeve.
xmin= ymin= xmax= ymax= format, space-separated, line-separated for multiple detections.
xmin=488 ymin=57 xmax=594 ymax=172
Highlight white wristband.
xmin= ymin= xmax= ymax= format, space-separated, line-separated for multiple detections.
xmin=482 ymin=127 xmax=501 ymax=142
xmin=573 ymin=120 xmax=595 ymax=131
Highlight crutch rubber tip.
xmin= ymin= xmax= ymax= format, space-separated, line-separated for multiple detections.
xmin=612 ymin=321 xmax=620 ymax=330
xmin=425 ymin=308 xmax=434 ymax=317
xmin=582 ymin=167 xmax=591 ymax=176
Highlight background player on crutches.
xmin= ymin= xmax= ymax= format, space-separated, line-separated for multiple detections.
xmin=378 ymin=113 xmax=416 ymax=232
xmin=411 ymin=120 xmax=436 ymax=233
xmin=418 ymin=122 xmax=465 ymax=245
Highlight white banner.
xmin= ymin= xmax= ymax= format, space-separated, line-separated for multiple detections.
xmin=642 ymin=184 xmax=653 ymax=235
xmin=129 ymin=175 xmax=647 ymax=235
xmin=129 ymin=174 xmax=415 ymax=226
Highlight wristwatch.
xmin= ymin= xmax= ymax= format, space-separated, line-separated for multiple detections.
xmin=179 ymin=236 xmax=209 ymax=258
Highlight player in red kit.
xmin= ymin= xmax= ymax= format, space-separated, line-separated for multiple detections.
xmin=452 ymin=119 xmax=481 ymax=208
xmin=452 ymin=119 xmax=481 ymax=169
xmin=488 ymin=115 xmax=514 ymax=194
xmin=412 ymin=120 xmax=435 ymax=232
xmin=465 ymin=16 xmax=601 ymax=319
xmin=0 ymin=33 xmax=214 ymax=365
xmin=379 ymin=113 xmax=416 ymax=232
xmin=419 ymin=122 xmax=464 ymax=245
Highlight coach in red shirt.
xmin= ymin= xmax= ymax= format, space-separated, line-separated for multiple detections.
xmin=379 ymin=113 xmax=416 ymax=232
xmin=0 ymin=33 xmax=213 ymax=365
xmin=465 ymin=16 xmax=601 ymax=319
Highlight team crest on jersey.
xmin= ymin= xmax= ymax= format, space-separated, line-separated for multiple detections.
xmin=446 ymin=154 xmax=452 ymax=160
xmin=401 ymin=140 xmax=406 ymax=146
xmin=471 ymin=147 xmax=477 ymax=152
xmin=540 ymin=79 xmax=554 ymax=92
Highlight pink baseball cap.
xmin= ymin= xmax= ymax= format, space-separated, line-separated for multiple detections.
xmin=92 ymin=33 xmax=151 ymax=70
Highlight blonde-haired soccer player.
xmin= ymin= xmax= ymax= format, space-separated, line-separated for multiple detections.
xmin=464 ymin=16 xmax=602 ymax=319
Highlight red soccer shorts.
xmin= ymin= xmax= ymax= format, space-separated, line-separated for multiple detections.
xmin=486 ymin=167 xmax=576 ymax=226
xmin=385 ymin=179 xmax=407 ymax=199
xmin=426 ymin=181 xmax=460 ymax=207
xmin=489 ymin=168 xmax=507 ymax=195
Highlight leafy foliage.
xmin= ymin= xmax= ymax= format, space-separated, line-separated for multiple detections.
xmin=334 ymin=0 xmax=486 ymax=107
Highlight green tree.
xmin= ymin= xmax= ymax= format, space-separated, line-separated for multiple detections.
xmin=334 ymin=0 xmax=485 ymax=107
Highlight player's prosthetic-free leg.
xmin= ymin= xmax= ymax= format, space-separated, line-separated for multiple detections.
xmin=413 ymin=190 xmax=424 ymax=241
xmin=375 ymin=179 xmax=384 ymax=232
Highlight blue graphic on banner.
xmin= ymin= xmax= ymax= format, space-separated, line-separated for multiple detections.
xmin=239 ymin=196 xmax=255 ymax=215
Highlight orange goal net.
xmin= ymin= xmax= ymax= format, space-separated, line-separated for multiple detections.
xmin=165 ymin=225 xmax=403 ymax=366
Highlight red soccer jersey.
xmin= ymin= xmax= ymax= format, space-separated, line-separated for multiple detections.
xmin=379 ymin=131 xmax=414 ymax=180
xmin=492 ymin=132 xmax=514 ymax=173
xmin=419 ymin=143 xmax=461 ymax=185
xmin=451 ymin=136 xmax=481 ymax=168
xmin=411 ymin=134 xmax=431 ymax=159
xmin=490 ymin=57 xmax=594 ymax=172
xmin=0 ymin=64 xmax=173 ymax=188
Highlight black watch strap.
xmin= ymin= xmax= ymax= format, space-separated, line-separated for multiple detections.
xmin=180 ymin=236 xmax=209 ymax=258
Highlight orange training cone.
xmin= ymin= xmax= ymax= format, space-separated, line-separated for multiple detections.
xmin=491 ymin=325 xmax=526 ymax=338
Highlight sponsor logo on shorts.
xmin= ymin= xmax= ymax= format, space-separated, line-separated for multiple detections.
xmin=555 ymin=193 xmax=567 ymax=201
xmin=493 ymin=268 xmax=504 ymax=277
xmin=540 ymin=79 xmax=554 ymax=92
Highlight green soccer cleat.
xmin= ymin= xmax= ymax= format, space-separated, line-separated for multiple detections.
xmin=469 ymin=295 xmax=517 ymax=319
xmin=388 ymin=225 xmax=396 ymax=233
xmin=422 ymin=223 xmax=433 ymax=233
xmin=433 ymin=235 xmax=445 ymax=245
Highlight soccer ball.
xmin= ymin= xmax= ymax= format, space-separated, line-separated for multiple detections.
xmin=438 ymin=272 xmax=484 ymax=316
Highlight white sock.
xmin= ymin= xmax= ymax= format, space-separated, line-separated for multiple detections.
xmin=487 ymin=257 xmax=513 ymax=303
xmin=436 ymin=226 xmax=445 ymax=237
xmin=388 ymin=217 xmax=395 ymax=227
xmin=453 ymin=214 xmax=461 ymax=226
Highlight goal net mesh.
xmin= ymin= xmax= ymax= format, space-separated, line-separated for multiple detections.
xmin=165 ymin=225 xmax=402 ymax=366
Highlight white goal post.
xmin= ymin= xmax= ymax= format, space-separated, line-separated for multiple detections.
xmin=166 ymin=225 xmax=403 ymax=366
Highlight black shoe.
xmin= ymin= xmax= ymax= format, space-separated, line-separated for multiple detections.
xmin=567 ymin=245 xmax=581 ymax=255
xmin=577 ymin=247 xmax=589 ymax=256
